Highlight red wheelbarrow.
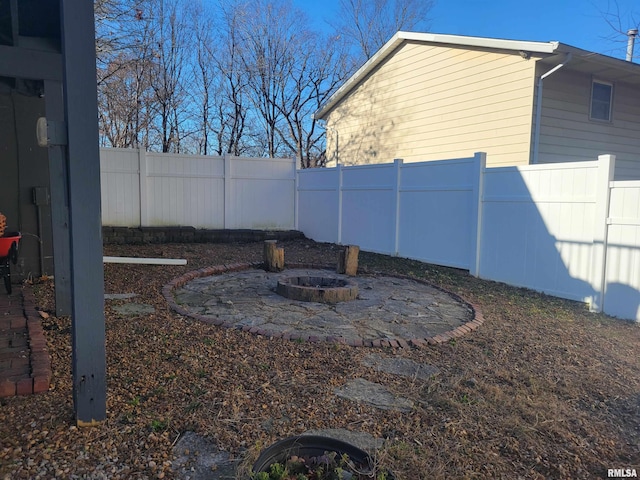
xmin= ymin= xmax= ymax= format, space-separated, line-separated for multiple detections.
xmin=0 ymin=232 xmax=21 ymax=294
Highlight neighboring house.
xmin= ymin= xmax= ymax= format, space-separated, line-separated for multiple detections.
xmin=314 ymin=31 xmax=640 ymax=179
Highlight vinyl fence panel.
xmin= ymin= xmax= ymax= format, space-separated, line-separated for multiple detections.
xmin=100 ymin=148 xmax=296 ymax=230
xmin=297 ymin=153 xmax=639 ymax=321
xmin=146 ymin=152 xmax=225 ymax=228
xmin=225 ymin=156 xmax=296 ymax=230
xmin=297 ymin=168 xmax=340 ymax=243
xmin=100 ymin=148 xmax=140 ymax=226
xmin=298 ymin=156 xmax=482 ymax=267
xmin=603 ymin=181 xmax=640 ymax=320
xmin=398 ymin=157 xmax=480 ymax=269
xmin=479 ymin=161 xmax=600 ymax=303
xmin=341 ymin=163 xmax=398 ymax=254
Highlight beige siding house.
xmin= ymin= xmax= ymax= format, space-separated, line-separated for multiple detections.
xmin=315 ymin=32 xmax=640 ymax=178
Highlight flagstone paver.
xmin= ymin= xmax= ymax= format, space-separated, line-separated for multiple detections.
xmin=334 ymin=378 xmax=414 ymax=412
xmin=165 ymin=263 xmax=483 ymax=347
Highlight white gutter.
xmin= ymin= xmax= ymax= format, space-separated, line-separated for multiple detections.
xmin=397 ymin=31 xmax=559 ymax=54
xmin=532 ymin=53 xmax=572 ymax=164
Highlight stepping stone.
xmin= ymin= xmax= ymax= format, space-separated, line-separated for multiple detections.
xmin=112 ymin=303 xmax=155 ymax=316
xmin=302 ymin=428 xmax=385 ymax=452
xmin=363 ymin=354 xmax=439 ymax=380
xmin=334 ymin=378 xmax=413 ymax=412
xmin=172 ymin=431 xmax=238 ymax=480
xmin=104 ymin=293 xmax=138 ymax=300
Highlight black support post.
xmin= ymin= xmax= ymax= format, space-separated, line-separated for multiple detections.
xmin=60 ymin=0 xmax=106 ymax=425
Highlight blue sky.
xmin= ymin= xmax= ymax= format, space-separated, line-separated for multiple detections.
xmin=294 ymin=0 xmax=639 ymax=60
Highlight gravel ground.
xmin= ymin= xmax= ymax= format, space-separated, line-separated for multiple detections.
xmin=1 ymin=238 xmax=639 ymax=479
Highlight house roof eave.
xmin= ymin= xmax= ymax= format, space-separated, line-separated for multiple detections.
xmin=545 ymin=43 xmax=640 ymax=86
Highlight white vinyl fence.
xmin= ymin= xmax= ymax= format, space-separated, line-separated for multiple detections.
xmin=604 ymin=181 xmax=640 ymax=320
xmin=298 ymin=153 xmax=640 ymax=322
xmin=100 ymin=147 xmax=640 ymax=321
xmin=298 ymin=157 xmax=482 ymax=270
xmin=100 ymin=148 xmax=296 ymax=230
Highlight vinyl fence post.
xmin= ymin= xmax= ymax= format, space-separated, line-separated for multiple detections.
xmin=337 ymin=164 xmax=343 ymax=245
xmin=294 ymin=158 xmax=299 ymax=231
xmin=469 ymin=152 xmax=486 ymax=277
xmin=224 ymin=153 xmax=232 ymax=229
xmin=393 ymin=158 xmax=403 ymax=256
xmin=138 ymin=147 xmax=148 ymax=227
xmin=589 ymin=154 xmax=616 ymax=312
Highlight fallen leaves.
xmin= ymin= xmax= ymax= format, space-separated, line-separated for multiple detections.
xmin=0 ymin=239 xmax=638 ymax=478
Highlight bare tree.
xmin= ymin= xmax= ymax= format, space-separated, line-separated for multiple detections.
xmin=331 ymin=0 xmax=434 ymax=61
xmin=212 ymin=2 xmax=254 ymax=156
xmin=96 ymin=0 xmax=414 ymax=161
xmin=95 ymin=0 xmax=142 ymax=77
xmin=98 ymin=54 xmax=148 ymax=148
xmin=601 ymin=0 xmax=639 ymax=60
xmin=276 ymin=32 xmax=353 ymax=167
xmin=230 ymin=0 xmax=352 ymax=164
xmin=235 ymin=0 xmax=296 ymax=158
xmin=96 ymin=0 xmax=194 ymax=152
xmin=146 ymin=0 xmax=192 ymax=153
xmin=97 ymin=2 xmax=155 ymax=148
xmin=190 ymin=2 xmax=215 ymax=155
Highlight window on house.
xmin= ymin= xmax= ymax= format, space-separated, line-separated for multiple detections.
xmin=590 ymin=80 xmax=613 ymax=122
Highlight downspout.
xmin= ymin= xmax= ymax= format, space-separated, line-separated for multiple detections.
xmin=532 ymin=53 xmax=572 ymax=164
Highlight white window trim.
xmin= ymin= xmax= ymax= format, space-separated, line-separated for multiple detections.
xmin=589 ymin=79 xmax=613 ymax=122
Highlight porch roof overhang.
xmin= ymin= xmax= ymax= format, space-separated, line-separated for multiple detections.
xmin=0 ymin=45 xmax=62 ymax=80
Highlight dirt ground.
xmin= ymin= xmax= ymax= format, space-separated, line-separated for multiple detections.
xmin=1 ymin=238 xmax=639 ymax=479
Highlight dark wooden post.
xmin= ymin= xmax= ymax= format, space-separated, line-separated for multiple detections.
xmin=337 ymin=245 xmax=360 ymax=276
xmin=264 ymin=240 xmax=285 ymax=272
xmin=44 ymin=79 xmax=72 ymax=317
xmin=61 ymin=0 xmax=107 ymax=426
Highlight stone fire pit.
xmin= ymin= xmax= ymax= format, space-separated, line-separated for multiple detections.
xmin=276 ymin=275 xmax=359 ymax=304
xmin=167 ymin=267 xmax=479 ymax=345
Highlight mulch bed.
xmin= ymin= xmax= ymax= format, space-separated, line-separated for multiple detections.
xmin=0 ymin=238 xmax=639 ymax=479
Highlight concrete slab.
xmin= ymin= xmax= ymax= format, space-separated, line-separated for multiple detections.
xmin=172 ymin=431 xmax=239 ymax=480
xmin=112 ymin=303 xmax=155 ymax=316
xmin=104 ymin=293 xmax=138 ymax=300
xmin=334 ymin=378 xmax=414 ymax=412
xmin=363 ymin=354 xmax=439 ymax=380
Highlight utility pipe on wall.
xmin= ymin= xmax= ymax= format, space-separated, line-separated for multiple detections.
xmin=532 ymin=53 xmax=572 ymax=164
xmin=627 ymin=28 xmax=638 ymax=62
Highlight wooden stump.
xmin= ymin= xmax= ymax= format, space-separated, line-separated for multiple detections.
xmin=264 ymin=240 xmax=285 ymax=272
xmin=337 ymin=245 xmax=359 ymax=276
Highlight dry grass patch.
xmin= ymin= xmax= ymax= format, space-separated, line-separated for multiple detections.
xmin=0 ymin=239 xmax=638 ymax=479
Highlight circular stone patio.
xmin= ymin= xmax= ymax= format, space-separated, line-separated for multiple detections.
xmin=164 ymin=263 xmax=484 ymax=348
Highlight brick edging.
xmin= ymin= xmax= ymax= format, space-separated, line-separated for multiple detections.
xmin=0 ymin=288 xmax=52 ymax=397
xmin=23 ymin=288 xmax=52 ymax=394
xmin=163 ymin=263 xmax=485 ymax=349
